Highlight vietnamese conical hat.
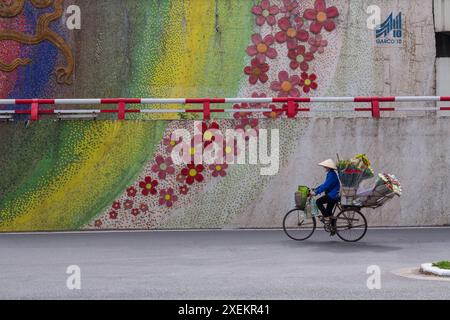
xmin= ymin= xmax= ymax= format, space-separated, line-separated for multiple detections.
xmin=318 ymin=159 xmax=337 ymax=170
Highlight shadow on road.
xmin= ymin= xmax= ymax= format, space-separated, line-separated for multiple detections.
xmin=280 ymin=239 xmax=402 ymax=253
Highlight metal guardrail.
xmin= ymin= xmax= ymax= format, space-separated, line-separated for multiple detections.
xmin=0 ymin=96 xmax=449 ymax=120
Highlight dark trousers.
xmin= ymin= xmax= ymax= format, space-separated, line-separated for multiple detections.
xmin=316 ymin=195 xmax=337 ymax=217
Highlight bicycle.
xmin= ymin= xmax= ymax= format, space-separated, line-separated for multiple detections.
xmin=282 ymin=195 xmax=368 ymax=242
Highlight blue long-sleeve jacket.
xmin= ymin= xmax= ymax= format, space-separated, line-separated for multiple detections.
xmin=315 ymin=170 xmax=340 ymax=200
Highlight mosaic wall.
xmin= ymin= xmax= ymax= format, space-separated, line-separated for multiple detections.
xmin=0 ymin=0 xmax=438 ymax=231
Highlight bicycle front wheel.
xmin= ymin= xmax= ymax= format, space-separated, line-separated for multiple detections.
xmin=283 ymin=208 xmax=316 ymax=241
xmin=335 ymin=208 xmax=368 ymax=242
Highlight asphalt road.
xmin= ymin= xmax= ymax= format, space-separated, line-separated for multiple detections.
xmin=0 ymin=228 xmax=449 ymax=300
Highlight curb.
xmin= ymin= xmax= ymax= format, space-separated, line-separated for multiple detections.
xmin=420 ymin=263 xmax=450 ymax=277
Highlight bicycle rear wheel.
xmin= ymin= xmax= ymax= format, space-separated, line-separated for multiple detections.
xmin=335 ymin=208 xmax=367 ymax=242
xmin=283 ymin=208 xmax=316 ymax=241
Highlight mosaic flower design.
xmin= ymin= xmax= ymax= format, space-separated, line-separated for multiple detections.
xmin=288 ymin=45 xmax=314 ymax=71
xmin=131 ymin=208 xmax=140 ymax=217
xmin=263 ymin=105 xmax=284 ymax=119
xmin=280 ymin=0 xmax=300 ymax=17
xmin=244 ymin=58 xmax=269 ymax=84
xmin=112 ymin=201 xmax=121 ymax=210
xmin=151 ymin=155 xmax=175 ymax=180
xmin=249 ymin=92 xmax=270 ymax=109
xmin=139 ymin=177 xmax=158 ymax=196
xmin=181 ymin=164 xmax=205 ymax=185
xmin=159 ymin=188 xmax=178 ymax=208
xmin=232 ymin=103 xmax=253 ymax=120
xmin=126 ymin=186 xmax=137 ymax=197
xmin=209 ymin=164 xmax=228 ymax=178
xmin=124 ymin=199 xmax=134 ymax=210
xmin=251 ymin=0 xmax=279 ymax=26
xmin=235 ymin=118 xmax=259 ymax=141
xmin=109 ymin=210 xmax=118 ymax=220
xmin=300 ymin=72 xmax=318 ymax=93
xmin=275 ymin=17 xmax=309 ymax=49
xmin=304 ymin=0 xmax=339 ymax=34
xmin=179 ymin=185 xmax=189 ymax=195
xmin=139 ymin=203 xmax=149 ymax=213
xmin=308 ymin=34 xmax=328 ymax=54
xmin=163 ymin=136 xmax=183 ymax=153
xmin=196 ymin=121 xmax=222 ymax=148
xmin=270 ymin=71 xmax=301 ymax=97
xmin=247 ymin=34 xmax=277 ymax=63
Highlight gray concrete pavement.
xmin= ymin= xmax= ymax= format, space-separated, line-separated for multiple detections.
xmin=0 ymin=228 xmax=449 ymax=300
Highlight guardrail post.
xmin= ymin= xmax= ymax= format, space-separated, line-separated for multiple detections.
xmin=31 ymin=99 xmax=39 ymax=121
xmin=118 ymin=99 xmax=126 ymax=120
xmin=287 ymin=100 xmax=297 ymax=118
xmin=203 ymin=101 xmax=211 ymax=120
xmin=371 ymin=98 xmax=380 ymax=118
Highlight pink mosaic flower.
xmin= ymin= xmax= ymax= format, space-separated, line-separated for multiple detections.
xmin=270 ymin=71 xmax=301 ymax=97
xmin=246 ymin=34 xmax=277 ymax=63
xmin=181 ymin=164 xmax=205 ymax=185
xmin=288 ymin=45 xmax=314 ymax=71
xmin=163 ymin=136 xmax=182 ymax=153
xmin=308 ymin=34 xmax=328 ymax=54
xmin=152 ymin=155 xmax=175 ymax=180
xmin=263 ymin=105 xmax=284 ymax=119
xmin=126 ymin=186 xmax=137 ymax=197
xmin=244 ymin=58 xmax=269 ymax=84
xmin=280 ymin=0 xmax=300 ymax=17
xmin=300 ymin=72 xmax=318 ymax=93
xmin=235 ymin=118 xmax=259 ymax=141
xmin=209 ymin=163 xmax=228 ymax=178
xmin=131 ymin=208 xmax=140 ymax=217
xmin=304 ymin=0 xmax=339 ymax=34
xmin=251 ymin=0 xmax=279 ymax=26
xmin=275 ymin=17 xmax=309 ymax=49
xmin=124 ymin=199 xmax=134 ymax=210
xmin=233 ymin=103 xmax=252 ymax=120
xmin=139 ymin=203 xmax=149 ymax=213
xmin=159 ymin=188 xmax=178 ymax=208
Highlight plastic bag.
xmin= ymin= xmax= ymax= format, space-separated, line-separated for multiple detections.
xmin=305 ymin=196 xmax=319 ymax=218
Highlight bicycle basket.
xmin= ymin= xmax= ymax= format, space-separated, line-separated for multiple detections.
xmin=295 ymin=186 xmax=309 ymax=210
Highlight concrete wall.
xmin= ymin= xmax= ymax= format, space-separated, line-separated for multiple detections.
xmin=0 ymin=0 xmax=446 ymax=231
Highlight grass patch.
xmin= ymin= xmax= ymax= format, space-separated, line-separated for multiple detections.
xmin=432 ymin=261 xmax=450 ymax=270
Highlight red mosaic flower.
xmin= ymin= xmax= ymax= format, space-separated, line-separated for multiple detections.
xmin=308 ymin=34 xmax=328 ymax=54
xmin=196 ymin=121 xmax=222 ymax=148
xmin=280 ymin=0 xmax=300 ymax=17
xmin=159 ymin=188 xmax=178 ymax=208
xmin=139 ymin=176 xmax=158 ymax=196
xmin=179 ymin=185 xmax=189 ymax=195
xmin=275 ymin=17 xmax=309 ymax=49
xmin=139 ymin=203 xmax=149 ymax=213
xmin=109 ymin=210 xmax=118 ymax=220
xmin=263 ymin=105 xmax=284 ymax=119
xmin=151 ymin=155 xmax=175 ymax=180
xmin=112 ymin=201 xmax=121 ymax=210
xmin=209 ymin=163 xmax=228 ymax=178
xmin=244 ymin=58 xmax=269 ymax=85
xmin=235 ymin=118 xmax=259 ymax=141
xmin=131 ymin=208 xmax=140 ymax=217
xmin=251 ymin=0 xmax=279 ymax=26
xmin=94 ymin=220 xmax=102 ymax=228
xmin=300 ymin=72 xmax=318 ymax=93
xmin=126 ymin=186 xmax=137 ymax=197
xmin=181 ymin=164 xmax=205 ymax=185
xmin=124 ymin=199 xmax=134 ymax=210
xmin=249 ymin=92 xmax=270 ymax=109
xmin=246 ymin=34 xmax=277 ymax=63
xmin=288 ymin=45 xmax=314 ymax=71
xmin=176 ymin=173 xmax=186 ymax=183
xmin=304 ymin=0 xmax=339 ymax=34
xmin=270 ymin=71 xmax=301 ymax=97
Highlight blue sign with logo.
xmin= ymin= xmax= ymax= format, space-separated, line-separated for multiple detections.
xmin=375 ymin=12 xmax=403 ymax=45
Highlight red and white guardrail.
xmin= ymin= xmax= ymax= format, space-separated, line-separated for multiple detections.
xmin=0 ymin=96 xmax=449 ymax=120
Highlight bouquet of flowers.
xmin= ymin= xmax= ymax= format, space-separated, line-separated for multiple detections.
xmin=337 ymin=154 xmax=374 ymax=205
xmin=359 ymin=173 xmax=402 ymax=207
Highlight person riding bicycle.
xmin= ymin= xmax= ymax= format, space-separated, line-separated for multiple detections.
xmin=309 ymin=159 xmax=340 ymax=231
